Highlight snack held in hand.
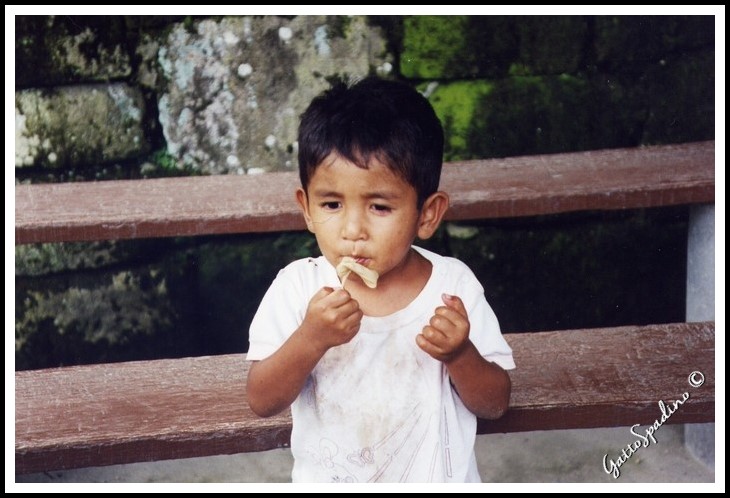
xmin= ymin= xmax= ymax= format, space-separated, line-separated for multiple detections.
xmin=336 ymin=257 xmax=379 ymax=288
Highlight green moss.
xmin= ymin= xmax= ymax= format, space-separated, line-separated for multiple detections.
xmin=459 ymin=73 xmax=650 ymax=160
xmin=508 ymin=63 xmax=533 ymax=77
xmin=401 ymin=16 xmax=469 ymax=79
xmin=401 ymin=16 xmax=519 ymax=79
xmin=140 ymin=148 xmax=202 ymax=178
xmin=151 ymin=149 xmax=178 ymax=170
xmin=424 ymin=80 xmax=493 ymax=160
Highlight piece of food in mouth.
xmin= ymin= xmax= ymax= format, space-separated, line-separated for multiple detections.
xmin=336 ymin=257 xmax=379 ymax=288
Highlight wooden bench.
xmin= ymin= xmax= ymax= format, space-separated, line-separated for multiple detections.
xmin=15 ymin=141 xmax=715 ymax=475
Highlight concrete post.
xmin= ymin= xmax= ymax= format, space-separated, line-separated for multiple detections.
xmin=684 ymin=204 xmax=715 ymax=468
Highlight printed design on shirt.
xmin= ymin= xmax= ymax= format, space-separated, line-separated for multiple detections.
xmin=365 ymin=404 xmax=425 ymax=482
xmin=312 ymin=438 xmax=357 ymax=483
xmin=428 ymin=441 xmax=441 ymax=479
xmin=313 ymin=403 xmax=443 ymax=482
xmin=442 ymin=406 xmax=453 ymax=478
xmin=346 ymin=446 xmax=374 ymax=467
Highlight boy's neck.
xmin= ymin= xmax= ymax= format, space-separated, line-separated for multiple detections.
xmin=343 ymin=247 xmax=432 ymax=317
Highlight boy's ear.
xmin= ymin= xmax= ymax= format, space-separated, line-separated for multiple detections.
xmin=417 ymin=191 xmax=449 ymax=240
xmin=295 ymin=188 xmax=315 ymax=233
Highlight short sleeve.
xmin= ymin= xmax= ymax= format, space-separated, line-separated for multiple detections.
xmin=246 ymin=268 xmax=307 ymax=361
xmin=460 ymin=272 xmax=516 ymax=371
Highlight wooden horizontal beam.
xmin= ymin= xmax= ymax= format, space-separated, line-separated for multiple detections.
xmin=15 ymin=321 xmax=715 ymax=474
xmin=477 ymin=321 xmax=715 ymax=434
xmin=15 ymin=141 xmax=714 ymax=245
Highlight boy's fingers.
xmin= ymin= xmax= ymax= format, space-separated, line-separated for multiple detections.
xmin=312 ymin=286 xmax=335 ymax=300
xmin=422 ymin=325 xmax=447 ymax=344
xmin=319 ymin=287 xmax=352 ymax=306
xmin=429 ymin=314 xmax=454 ymax=333
xmin=441 ymin=293 xmax=466 ymax=314
xmin=416 ymin=333 xmax=440 ymax=354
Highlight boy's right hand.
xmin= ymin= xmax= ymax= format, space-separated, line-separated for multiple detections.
xmin=300 ymin=287 xmax=363 ymax=352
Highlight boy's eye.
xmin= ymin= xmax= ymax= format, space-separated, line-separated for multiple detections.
xmin=372 ymin=204 xmax=392 ymax=213
xmin=320 ymin=201 xmax=341 ymax=210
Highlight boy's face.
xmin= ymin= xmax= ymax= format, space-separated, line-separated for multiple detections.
xmin=296 ymin=153 xmax=439 ymax=283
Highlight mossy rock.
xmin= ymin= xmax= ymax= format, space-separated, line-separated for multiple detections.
xmin=640 ymin=51 xmax=715 ymax=144
xmin=401 ymin=16 xmax=518 ymax=80
xmin=156 ymin=15 xmax=392 ymax=174
xmin=15 ymin=15 xmax=133 ymax=88
xmin=424 ymin=80 xmax=494 ymax=160
xmin=428 ymin=74 xmax=639 ymax=161
xmin=593 ymin=15 xmax=715 ymax=72
xmin=513 ymin=16 xmax=587 ymax=75
xmin=15 ymin=84 xmax=147 ymax=169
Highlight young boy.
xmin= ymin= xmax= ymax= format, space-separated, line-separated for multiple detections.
xmin=246 ymin=76 xmax=514 ymax=483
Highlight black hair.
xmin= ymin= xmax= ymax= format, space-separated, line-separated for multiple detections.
xmin=297 ymin=76 xmax=444 ymax=208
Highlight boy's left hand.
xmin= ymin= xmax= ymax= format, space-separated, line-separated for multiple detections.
xmin=416 ymin=294 xmax=470 ymax=363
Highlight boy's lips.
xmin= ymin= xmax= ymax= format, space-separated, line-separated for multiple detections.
xmin=340 ymin=255 xmax=372 ymax=268
xmin=337 ymin=256 xmax=379 ymax=288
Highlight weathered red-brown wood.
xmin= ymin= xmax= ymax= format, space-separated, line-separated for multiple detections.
xmin=15 ymin=321 xmax=714 ymax=474
xmin=477 ymin=321 xmax=715 ymax=434
xmin=15 ymin=354 xmax=292 ymax=475
xmin=15 ymin=141 xmax=714 ymax=245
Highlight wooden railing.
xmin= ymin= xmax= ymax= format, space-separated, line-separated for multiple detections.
xmin=15 ymin=141 xmax=715 ymax=475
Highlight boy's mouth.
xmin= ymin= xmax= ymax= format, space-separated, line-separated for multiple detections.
xmin=337 ymin=256 xmax=379 ymax=288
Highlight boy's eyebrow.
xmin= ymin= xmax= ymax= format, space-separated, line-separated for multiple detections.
xmin=310 ymin=189 xmax=401 ymax=200
xmin=363 ymin=191 xmax=401 ymax=201
xmin=311 ymin=189 xmax=343 ymax=198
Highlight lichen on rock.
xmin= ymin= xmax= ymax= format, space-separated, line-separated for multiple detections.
xmin=156 ymin=15 xmax=392 ymax=175
xmin=15 ymin=83 xmax=147 ymax=169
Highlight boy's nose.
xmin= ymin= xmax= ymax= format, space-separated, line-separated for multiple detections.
xmin=341 ymin=209 xmax=367 ymax=241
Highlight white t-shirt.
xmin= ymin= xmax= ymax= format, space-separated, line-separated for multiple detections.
xmin=247 ymin=246 xmax=515 ymax=483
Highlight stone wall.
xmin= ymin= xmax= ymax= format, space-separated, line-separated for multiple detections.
xmin=14 ymin=15 xmax=715 ymax=369
xmin=15 ymin=15 xmax=392 ymax=178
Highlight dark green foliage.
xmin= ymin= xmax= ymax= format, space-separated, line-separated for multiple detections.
xmin=190 ymin=232 xmax=318 ymax=356
xmin=443 ymin=207 xmax=689 ymax=333
xmin=15 ymin=232 xmax=319 ymax=369
xmin=413 ymin=15 xmax=714 ymax=160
